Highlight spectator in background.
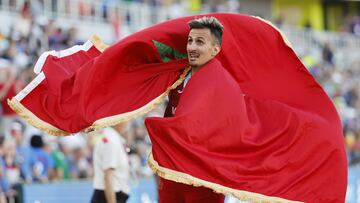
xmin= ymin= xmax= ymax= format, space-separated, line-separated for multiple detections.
xmin=51 ymin=142 xmax=69 ymax=180
xmin=132 ymin=142 xmax=151 ymax=177
xmin=64 ymin=27 xmax=79 ymax=47
xmin=344 ymin=85 xmax=359 ymax=108
xmin=0 ymin=64 xmax=16 ymax=106
xmin=1 ymin=40 xmax=17 ymax=62
xmin=68 ymin=146 xmax=92 ymax=179
xmin=28 ymin=16 xmax=50 ymax=58
xmin=58 ymin=135 xmax=88 ymax=171
xmin=108 ymin=7 xmax=123 ymax=41
xmin=0 ymin=65 xmax=19 ymax=137
xmin=322 ymin=42 xmax=334 ymax=65
xmin=91 ymin=124 xmax=130 ymax=203
xmin=48 ymin=28 xmax=64 ymax=51
xmin=0 ymin=135 xmax=9 ymax=203
xmin=9 ymin=120 xmax=30 ymax=183
xmin=21 ymin=1 xmax=31 ymax=19
xmin=0 ymin=66 xmax=23 ymax=118
xmin=350 ymin=15 xmax=360 ymax=36
xmin=3 ymin=139 xmax=21 ymax=201
xmin=25 ymin=134 xmax=54 ymax=183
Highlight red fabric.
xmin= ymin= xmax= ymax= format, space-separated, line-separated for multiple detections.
xmin=146 ymin=59 xmax=347 ymax=202
xmin=158 ymin=178 xmax=225 ymax=203
xmin=12 ymin=13 xmax=347 ymax=202
xmin=19 ymin=28 xmax=188 ymax=133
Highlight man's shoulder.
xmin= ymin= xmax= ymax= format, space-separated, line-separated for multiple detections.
xmin=98 ymin=127 xmax=123 ymax=145
xmin=102 ymin=127 xmax=120 ymax=139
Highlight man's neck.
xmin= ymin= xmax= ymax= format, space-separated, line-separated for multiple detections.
xmin=191 ymin=58 xmax=217 ymax=75
xmin=191 ymin=66 xmax=201 ymax=75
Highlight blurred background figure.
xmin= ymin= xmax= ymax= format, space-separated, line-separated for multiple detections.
xmin=26 ymin=134 xmax=54 ymax=183
xmin=68 ymin=146 xmax=92 ymax=180
xmin=91 ymin=123 xmax=130 ymax=203
xmin=0 ymin=134 xmax=10 ymax=203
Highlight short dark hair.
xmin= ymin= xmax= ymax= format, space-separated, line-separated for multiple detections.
xmin=188 ymin=16 xmax=224 ymax=45
xmin=30 ymin=134 xmax=44 ymax=148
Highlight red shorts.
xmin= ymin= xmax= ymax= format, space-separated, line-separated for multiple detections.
xmin=158 ymin=178 xmax=225 ymax=203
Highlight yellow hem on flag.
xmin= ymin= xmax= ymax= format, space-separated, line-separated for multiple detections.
xmin=87 ymin=67 xmax=191 ymax=132
xmin=7 ymin=98 xmax=69 ymax=136
xmin=148 ymin=152 xmax=304 ymax=203
xmin=253 ymin=16 xmax=292 ymax=48
xmin=90 ymin=34 xmax=109 ymax=52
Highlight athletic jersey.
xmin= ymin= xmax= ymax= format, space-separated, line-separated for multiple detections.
xmin=164 ymin=72 xmax=191 ymax=117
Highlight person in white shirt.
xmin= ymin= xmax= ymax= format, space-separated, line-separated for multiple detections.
xmin=91 ymin=123 xmax=130 ymax=203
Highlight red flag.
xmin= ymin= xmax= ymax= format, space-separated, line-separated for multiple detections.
xmin=146 ymin=59 xmax=347 ymax=202
xmin=8 ymin=13 xmax=347 ymax=202
xmin=8 ymin=34 xmax=188 ymax=135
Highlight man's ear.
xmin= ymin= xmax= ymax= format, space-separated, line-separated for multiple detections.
xmin=212 ymin=45 xmax=221 ymax=56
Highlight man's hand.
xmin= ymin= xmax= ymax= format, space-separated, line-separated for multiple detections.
xmin=104 ymin=168 xmax=116 ymax=203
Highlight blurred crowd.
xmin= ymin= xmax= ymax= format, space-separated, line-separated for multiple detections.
xmin=301 ymin=44 xmax=360 ymax=167
xmin=342 ymin=15 xmax=360 ymax=36
xmin=0 ymin=0 xmax=359 ymax=202
xmin=0 ymin=2 xmax=156 ymax=202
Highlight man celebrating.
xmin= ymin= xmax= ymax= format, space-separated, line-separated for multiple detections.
xmin=159 ymin=17 xmax=225 ymax=203
xmin=145 ymin=15 xmax=347 ymax=203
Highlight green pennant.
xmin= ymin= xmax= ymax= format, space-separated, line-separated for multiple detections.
xmin=152 ymin=40 xmax=187 ymax=62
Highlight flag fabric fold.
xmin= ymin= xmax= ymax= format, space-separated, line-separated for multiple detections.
xmin=146 ymin=58 xmax=347 ymax=202
xmin=8 ymin=30 xmax=189 ymax=135
xmin=8 ymin=13 xmax=347 ymax=202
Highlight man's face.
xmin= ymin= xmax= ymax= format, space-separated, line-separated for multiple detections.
xmin=187 ymin=28 xmax=220 ymax=68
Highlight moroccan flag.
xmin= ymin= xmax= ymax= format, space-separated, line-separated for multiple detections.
xmin=146 ymin=58 xmax=347 ymax=202
xmin=8 ymin=13 xmax=347 ymax=202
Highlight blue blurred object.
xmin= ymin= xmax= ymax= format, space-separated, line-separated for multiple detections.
xmin=22 ymin=177 xmax=158 ymax=203
xmin=20 ymin=169 xmax=360 ymax=203
xmin=346 ymin=167 xmax=360 ymax=203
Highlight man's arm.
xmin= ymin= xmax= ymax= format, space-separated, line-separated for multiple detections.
xmin=0 ymin=68 xmax=15 ymax=100
xmin=104 ymin=168 xmax=116 ymax=203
